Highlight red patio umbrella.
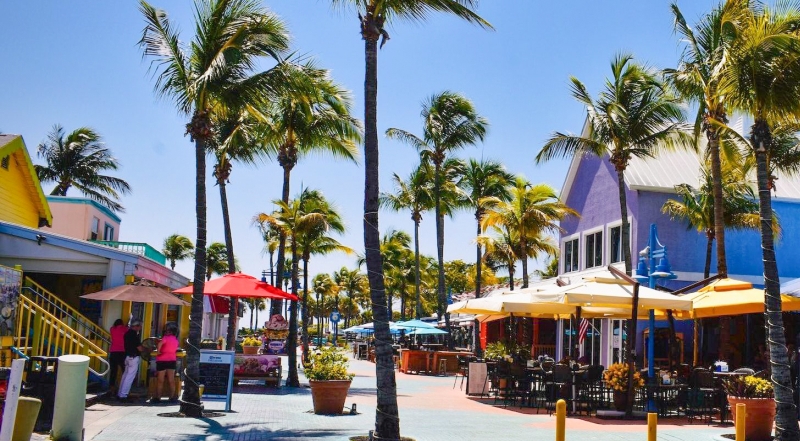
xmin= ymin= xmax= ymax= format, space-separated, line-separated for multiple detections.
xmin=172 ymin=273 xmax=299 ymax=301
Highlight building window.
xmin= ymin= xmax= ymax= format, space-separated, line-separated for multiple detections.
xmin=90 ymin=217 xmax=100 ymax=240
xmin=0 ymin=156 xmax=8 ymax=170
xmin=563 ymin=238 xmax=579 ymax=273
xmin=585 ymin=231 xmax=603 ymax=268
xmin=103 ymin=223 xmax=115 ymax=241
xmin=609 ymin=226 xmax=623 ymax=264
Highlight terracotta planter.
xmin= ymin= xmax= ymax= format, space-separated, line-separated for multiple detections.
xmin=309 ymin=380 xmax=352 ymax=415
xmin=243 ymin=345 xmax=259 ymax=355
xmin=613 ymin=390 xmax=628 ymax=412
xmin=728 ymin=397 xmax=776 ymax=441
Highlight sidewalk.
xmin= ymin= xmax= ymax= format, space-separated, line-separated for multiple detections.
xmin=84 ymin=355 xmax=733 ymax=441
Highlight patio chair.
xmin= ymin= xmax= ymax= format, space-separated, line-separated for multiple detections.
xmin=686 ymin=367 xmax=717 ymax=424
xmin=453 ymin=355 xmax=471 ymax=390
xmin=545 ymin=364 xmax=573 ymax=414
xmin=493 ymin=361 xmax=516 ymax=406
xmin=574 ymin=365 xmax=605 ymax=415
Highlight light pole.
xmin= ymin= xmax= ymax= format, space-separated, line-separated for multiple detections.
xmin=633 ymin=223 xmax=676 ymax=411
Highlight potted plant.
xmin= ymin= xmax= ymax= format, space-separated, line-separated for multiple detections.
xmin=603 ymin=363 xmax=644 ymax=411
xmin=723 ymin=375 xmax=775 ymax=441
xmin=242 ymin=337 xmax=261 ymax=355
xmin=304 ymin=347 xmax=355 ymax=415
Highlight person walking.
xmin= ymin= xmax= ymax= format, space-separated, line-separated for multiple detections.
xmin=149 ymin=323 xmax=179 ymax=404
xmin=108 ymin=319 xmax=128 ymax=393
xmin=117 ymin=320 xmax=143 ymax=402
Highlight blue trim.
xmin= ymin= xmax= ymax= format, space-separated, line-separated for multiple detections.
xmin=0 ymin=221 xmax=137 ymax=263
xmin=45 ymin=195 xmax=122 ymax=223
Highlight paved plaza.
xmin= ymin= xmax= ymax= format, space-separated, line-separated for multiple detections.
xmin=80 ymin=356 xmax=733 ymax=441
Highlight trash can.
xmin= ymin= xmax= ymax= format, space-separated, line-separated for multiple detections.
xmin=21 ymin=356 xmax=59 ymax=432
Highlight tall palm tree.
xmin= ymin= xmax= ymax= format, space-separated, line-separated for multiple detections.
xmin=478 ymin=226 xmax=519 ymax=291
xmin=387 ymin=92 xmax=487 ymax=338
xmin=380 ymin=164 xmax=435 ymax=319
xmin=312 ymin=273 xmax=338 ymax=337
xmin=333 ymin=267 xmax=368 ymax=328
xmin=206 ymin=242 xmax=230 ymax=281
xmin=537 ymin=54 xmax=687 ymax=274
xmin=162 ymin=234 xmax=194 ymax=270
xmin=35 ymin=125 xmax=131 ymax=213
xmin=138 ymin=0 xmax=291 ymax=415
xmin=661 ymin=159 xmax=769 ymax=279
xmin=256 ymin=222 xmax=280 ymax=286
xmin=358 ymin=230 xmax=412 ymax=320
xmin=666 ymin=1 xmax=745 ymax=278
xmin=325 ymin=3 xmax=490 ymax=436
xmin=259 ymin=65 xmax=361 ymax=316
xmin=482 ymin=178 xmax=575 ymax=289
xmin=721 ymin=3 xmax=800 ymax=435
xmin=296 ymin=189 xmax=351 ymax=360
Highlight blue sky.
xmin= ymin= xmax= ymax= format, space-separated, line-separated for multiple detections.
xmin=0 ymin=1 xmax=713 ymax=290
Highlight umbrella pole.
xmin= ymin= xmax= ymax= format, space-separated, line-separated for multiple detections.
xmin=693 ymin=319 xmax=699 ymax=366
xmin=625 ymin=283 xmax=640 ymax=418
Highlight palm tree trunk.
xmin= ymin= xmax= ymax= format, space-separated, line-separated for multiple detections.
xmin=301 ymin=256 xmax=310 ymax=363
xmin=615 ymin=168 xmax=633 ymax=274
xmin=269 ymin=251 xmax=275 ymax=286
xmin=219 ymin=179 xmax=238 ymax=350
xmin=473 ymin=217 xmax=483 ymax=357
xmin=180 ymin=132 xmax=207 ymax=418
xmin=362 ymin=20 xmax=400 ymax=439
xmin=433 ymin=167 xmax=452 ymax=343
xmin=521 ymin=238 xmax=529 ymax=289
xmin=286 ymin=237 xmax=300 ymax=387
xmin=414 ymin=218 xmax=422 ymax=320
xmin=753 ymin=121 xmax=799 ymax=441
xmin=273 ymin=165 xmax=292 ymax=316
xmin=508 ymin=265 xmax=515 ymax=291
xmin=704 ymin=233 xmax=713 ymax=279
xmin=707 ymin=131 xmax=728 ymax=277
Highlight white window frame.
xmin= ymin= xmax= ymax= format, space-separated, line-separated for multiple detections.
xmin=103 ymin=223 xmax=115 ymax=241
xmin=582 ymin=226 xmax=604 ymax=269
xmin=606 ymin=219 xmax=631 ymax=266
xmin=561 ymin=234 xmax=580 ymax=274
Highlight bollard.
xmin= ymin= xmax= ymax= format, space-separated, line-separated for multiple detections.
xmin=735 ymin=403 xmax=745 ymax=441
xmin=51 ymin=355 xmax=89 ymax=441
xmin=648 ymin=413 xmax=657 ymax=441
xmin=555 ymin=399 xmax=566 ymax=441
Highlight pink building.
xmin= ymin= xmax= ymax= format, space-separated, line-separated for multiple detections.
xmin=43 ymin=195 xmax=120 ymax=241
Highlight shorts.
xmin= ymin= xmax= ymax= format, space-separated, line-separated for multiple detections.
xmin=156 ymin=361 xmax=177 ymax=371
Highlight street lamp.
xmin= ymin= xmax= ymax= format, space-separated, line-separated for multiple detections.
xmin=632 ymin=223 xmax=677 ymax=411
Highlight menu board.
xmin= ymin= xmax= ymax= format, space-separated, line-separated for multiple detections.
xmin=199 ymin=350 xmax=235 ymax=411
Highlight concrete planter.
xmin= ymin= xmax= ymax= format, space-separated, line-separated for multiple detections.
xmin=309 ymin=380 xmax=351 ymax=415
xmin=727 ymin=397 xmax=776 ymax=441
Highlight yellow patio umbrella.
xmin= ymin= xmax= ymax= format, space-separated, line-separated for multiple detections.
xmin=677 ymin=278 xmax=800 ymax=319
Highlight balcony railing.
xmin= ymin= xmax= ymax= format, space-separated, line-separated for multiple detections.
xmin=91 ymin=240 xmax=167 ymax=265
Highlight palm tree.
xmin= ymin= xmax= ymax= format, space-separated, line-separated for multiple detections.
xmin=259 ymin=65 xmax=361 ymax=316
xmin=35 ymin=125 xmax=131 ymax=212
xmin=333 ymin=267 xmax=368 ymax=328
xmin=533 ymin=257 xmax=559 ymax=280
xmin=380 ymin=164 xmax=435 ymax=319
xmin=537 ymin=54 xmax=687 ymax=274
xmin=358 ymin=230 xmax=412 ymax=320
xmin=661 ymin=160 xmax=769 ymax=279
xmin=162 ymin=234 xmax=194 ymax=270
xmin=256 ymin=222 xmax=280 ymax=286
xmin=206 ymin=242 xmax=230 ymax=281
xmin=387 ymin=92 xmax=487 ymax=338
xmin=482 ymin=178 xmax=574 ymax=289
xmin=666 ymin=1 xmax=745 ymax=278
xmin=479 ymin=226 xmax=519 ymax=290
xmin=138 ymin=0 xmax=291 ymax=415
xmin=325 ymin=2 xmax=490 ymax=436
xmin=720 ymin=3 xmax=800 ymax=435
xmin=312 ymin=273 xmax=338 ymax=338
xmin=296 ymin=190 xmax=351 ymax=360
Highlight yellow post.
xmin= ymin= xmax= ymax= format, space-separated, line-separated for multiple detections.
xmin=555 ymin=399 xmax=566 ymax=441
xmin=179 ymin=295 xmax=191 ymax=344
xmin=648 ymin=413 xmax=657 ymax=441
xmin=736 ymin=403 xmax=745 ymax=441
xmin=121 ymin=301 xmax=132 ymax=324
xmin=139 ymin=303 xmax=154 ymax=383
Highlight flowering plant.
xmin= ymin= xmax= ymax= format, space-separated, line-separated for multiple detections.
xmin=304 ymin=347 xmax=354 ymax=381
xmin=723 ymin=375 xmax=773 ymax=399
xmin=242 ymin=336 xmax=261 ymax=347
xmin=603 ymin=363 xmax=644 ymax=392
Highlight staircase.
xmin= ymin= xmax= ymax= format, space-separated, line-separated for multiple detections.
xmin=16 ymin=278 xmax=110 ymax=380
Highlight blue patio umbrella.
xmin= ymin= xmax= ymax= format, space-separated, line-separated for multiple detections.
xmin=408 ymin=327 xmax=448 ymax=335
xmin=396 ymin=319 xmax=437 ymax=329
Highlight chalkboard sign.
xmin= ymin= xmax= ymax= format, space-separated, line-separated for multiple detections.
xmin=199 ymin=350 xmax=235 ymax=411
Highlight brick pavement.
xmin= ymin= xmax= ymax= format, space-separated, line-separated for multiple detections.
xmin=85 ymin=355 xmax=734 ymax=441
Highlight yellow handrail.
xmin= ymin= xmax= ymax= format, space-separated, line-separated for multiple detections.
xmin=15 ymin=295 xmax=109 ymax=376
xmin=22 ymin=277 xmax=110 ymax=343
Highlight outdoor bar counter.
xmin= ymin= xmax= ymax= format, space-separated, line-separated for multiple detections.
xmin=399 ymin=349 xmax=470 ymax=375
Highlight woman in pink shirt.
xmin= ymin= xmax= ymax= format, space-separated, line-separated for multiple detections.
xmin=108 ymin=319 xmax=128 ymax=393
xmin=149 ymin=323 xmax=179 ymax=403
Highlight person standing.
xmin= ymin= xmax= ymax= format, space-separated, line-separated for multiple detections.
xmin=149 ymin=323 xmax=179 ymax=404
xmin=108 ymin=319 xmax=128 ymax=393
xmin=118 ymin=320 xmax=143 ymax=402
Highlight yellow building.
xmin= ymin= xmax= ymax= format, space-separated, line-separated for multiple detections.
xmin=0 ymin=134 xmax=52 ymax=228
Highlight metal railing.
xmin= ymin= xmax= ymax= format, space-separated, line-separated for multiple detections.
xmin=532 ymin=344 xmax=557 ymax=359
xmin=15 ymin=295 xmax=109 ymax=377
xmin=90 ymin=240 xmax=167 ymax=265
xmin=22 ymin=278 xmax=110 ymax=349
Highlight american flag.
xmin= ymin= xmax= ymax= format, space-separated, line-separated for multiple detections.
xmin=578 ymin=318 xmax=589 ymax=345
